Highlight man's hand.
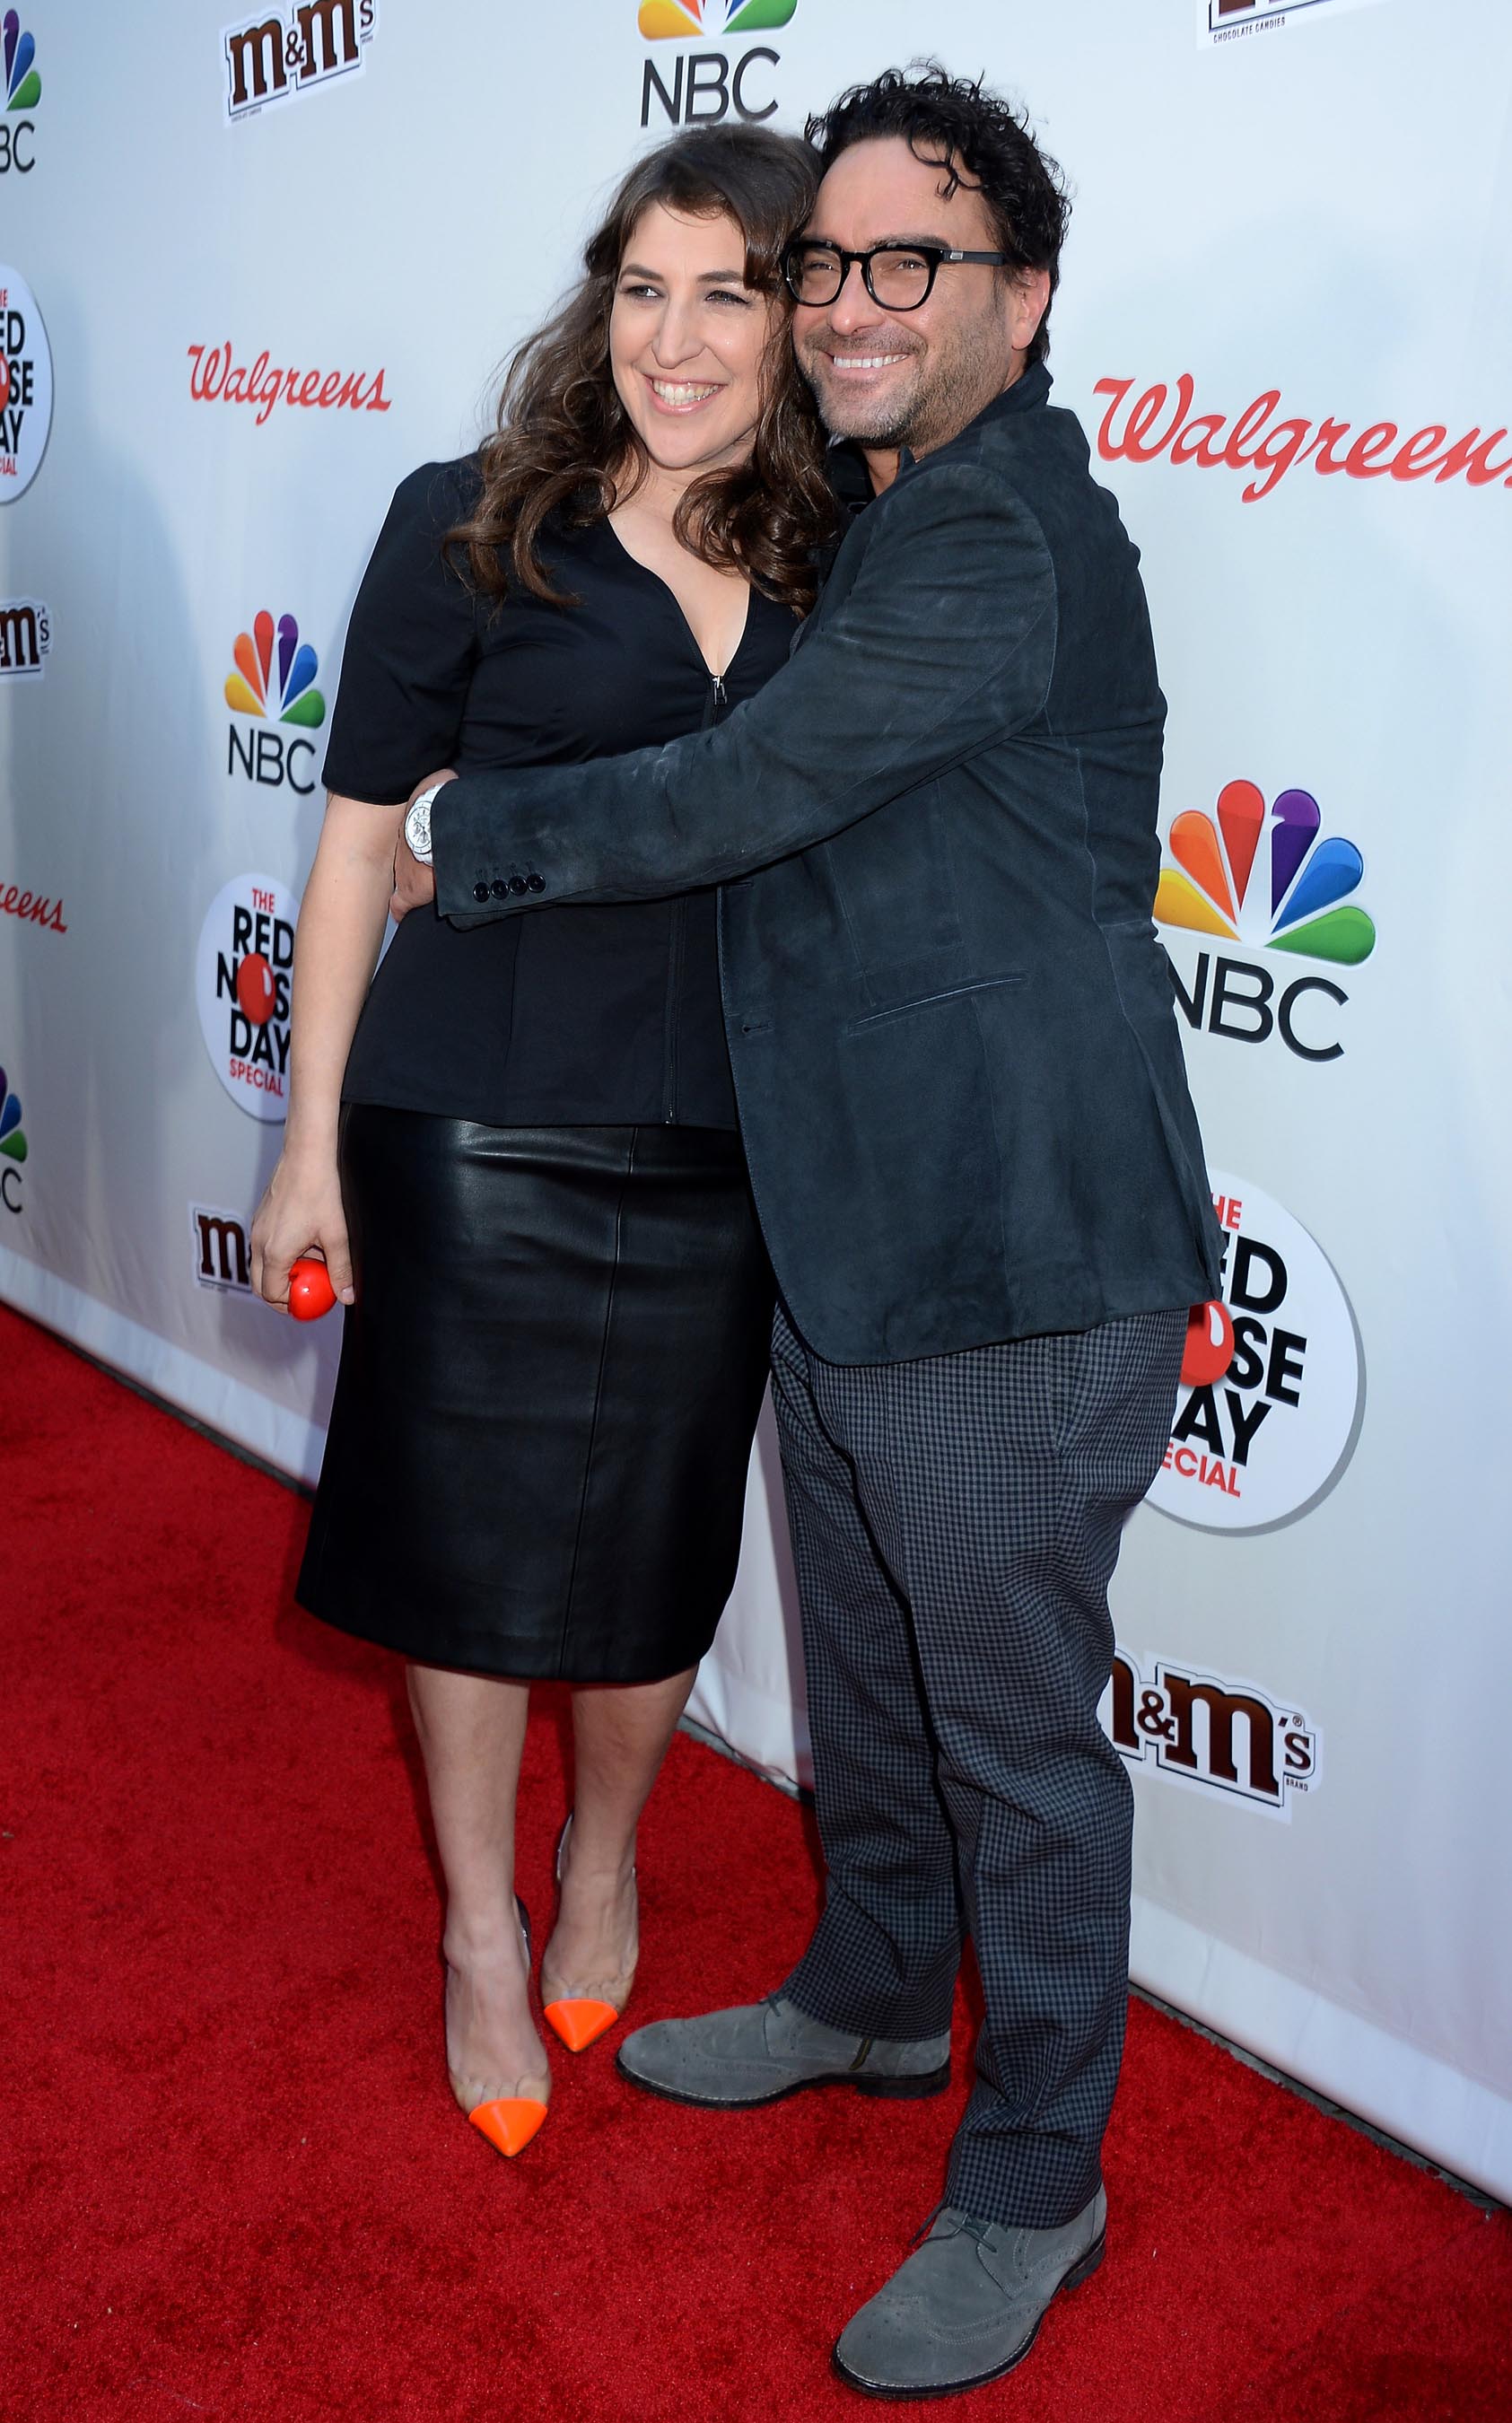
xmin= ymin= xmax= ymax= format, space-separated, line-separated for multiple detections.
xmin=389 ymin=768 xmax=454 ymax=922
xmin=390 ymin=831 xmax=437 ymax=922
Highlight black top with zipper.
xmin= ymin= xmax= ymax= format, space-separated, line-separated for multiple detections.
xmin=323 ymin=457 xmax=795 ymax=1129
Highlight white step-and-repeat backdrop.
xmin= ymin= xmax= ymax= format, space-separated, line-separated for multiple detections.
xmin=4 ymin=0 xmax=1509 ymax=2200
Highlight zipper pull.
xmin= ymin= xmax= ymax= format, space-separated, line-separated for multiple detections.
xmin=711 ymin=672 xmax=727 ymax=709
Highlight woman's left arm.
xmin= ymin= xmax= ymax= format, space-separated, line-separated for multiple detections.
xmin=249 ymin=792 xmax=405 ymax=1310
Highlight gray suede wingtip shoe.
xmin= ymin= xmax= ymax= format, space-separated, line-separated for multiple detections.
xmin=832 ymin=2189 xmax=1107 ymax=2400
xmin=615 ymin=1993 xmax=952 ymax=2110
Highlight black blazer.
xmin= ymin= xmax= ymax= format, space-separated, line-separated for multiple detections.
xmin=433 ymin=364 xmax=1222 ymax=1362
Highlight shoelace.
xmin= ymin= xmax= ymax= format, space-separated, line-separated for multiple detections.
xmin=762 ymin=1994 xmax=878 ymax=2073
xmin=909 ymin=2206 xmax=992 ymax=2251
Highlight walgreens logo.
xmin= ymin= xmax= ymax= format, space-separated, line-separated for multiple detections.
xmin=188 ymin=341 xmax=389 ymax=424
xmin=1095 ymin=374 xmax=1512 ymax=503
xmin=0 ymin=877 xmax=66 ymax=935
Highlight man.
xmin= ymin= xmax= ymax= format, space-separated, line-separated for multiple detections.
xmin=397 ymin=67 xmax=1219 ymax=2400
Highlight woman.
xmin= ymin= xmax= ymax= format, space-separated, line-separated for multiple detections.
xmin=250 ymin=127 xmax=837 ymax=2159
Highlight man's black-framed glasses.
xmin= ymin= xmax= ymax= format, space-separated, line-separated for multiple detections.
xmin=782 ymin=240 xmax=1009 ymax=312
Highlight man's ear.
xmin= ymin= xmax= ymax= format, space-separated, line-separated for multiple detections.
xmin=1008 ymin=267 xmax=1052 ymax=356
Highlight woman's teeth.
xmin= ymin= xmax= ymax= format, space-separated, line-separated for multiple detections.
xmin=650 ymin=379 xmax=721 ymax=406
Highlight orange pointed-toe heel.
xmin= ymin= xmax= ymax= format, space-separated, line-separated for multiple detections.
xmin=541 ymin=1815 xmax=637 ymax=2054
xmin=461 ymin=1898 xmax=551 ymax=2158
xmin=543 ymin=1996 xmax=620 ymax=2053
xmin=468 ymin=2095 xmax=549 ymax=2157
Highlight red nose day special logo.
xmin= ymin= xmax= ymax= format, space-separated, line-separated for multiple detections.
xmin=0 ymin=266 xmax=52 ymax=501
xmin=1158 ymin=781 xmax=1375 ymax=1063
xmin=223 ymin=0 xmax=376 ymax=121
xmin=225 ymin=609 xmax=326 ymax=793
xmin=639 ymin=0 xmax=794 ymax=128
xmin=195 ymin=874 xmax=300 ymax=1120
xmin=1147 ymin=1173 xmax=1362 ymax=1533
xmin=2 ymin=13 xmax=40 ymax=175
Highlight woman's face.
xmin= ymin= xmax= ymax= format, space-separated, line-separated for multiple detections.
xmin=609 ymin=201 xmax=782 ymax=481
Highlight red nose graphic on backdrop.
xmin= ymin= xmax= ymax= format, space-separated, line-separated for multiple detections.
xmin=1181 ymin=1299 xmax=1236 ymax=1388
xmin=288 ymin=1257 xmax=337 ymax=1321
xmin=234 ymin=951 xmax=275 ymax=1024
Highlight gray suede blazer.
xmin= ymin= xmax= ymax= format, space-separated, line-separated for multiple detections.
xmin=433 ymin=363 xmax=1222 ymax=1363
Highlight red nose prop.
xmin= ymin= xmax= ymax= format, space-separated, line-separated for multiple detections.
xmin=288 ymin=1257 xmax=338 ymax=1321
xmin=1181 ymin=1299 xmax=1235 ymax=1388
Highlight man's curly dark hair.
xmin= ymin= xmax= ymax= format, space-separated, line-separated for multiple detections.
xmin=804 ymin=64 xmax=1071 ymax=366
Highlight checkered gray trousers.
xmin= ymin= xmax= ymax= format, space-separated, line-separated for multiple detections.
xmin=772 ymin=1298 xmax=1186 ymax=2230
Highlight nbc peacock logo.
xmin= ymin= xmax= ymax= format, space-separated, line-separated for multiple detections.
xmin=224 ymin=610 xmax=325 ymax=795
xmin=638 ymin=0 xmax=792 ymax=127
xmin=640 ymin=0 xmax=796 ymax=34
xmin=225 ymin=610 xmax=325 ymax=727
xmin=4 ymin=13 xmax=38 ymax=109
xmin=2 ymin=13 xmax=38 ymax=176
xmin=1158 ymin=782 xmax=1375 ymax=967
xmin=0 ymin=1060 xmax=28 ymax=1215
xmin=1157 ymin=782 xmax=1376 ymax=1063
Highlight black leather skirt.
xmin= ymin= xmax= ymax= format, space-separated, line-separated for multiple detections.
xmin=297 ymin=1108 xmax=773 ymax=1683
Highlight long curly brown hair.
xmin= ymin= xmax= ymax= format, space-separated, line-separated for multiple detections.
xmin=447 ymin=127 xmax=839 ymax=617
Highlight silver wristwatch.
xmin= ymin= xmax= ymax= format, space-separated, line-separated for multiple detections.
xmin=404 ymin=781 xmax=444 ymax=865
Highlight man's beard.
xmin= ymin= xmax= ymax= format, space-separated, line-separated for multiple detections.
xmin=800 ymin=315 xmax=1001 ymax=456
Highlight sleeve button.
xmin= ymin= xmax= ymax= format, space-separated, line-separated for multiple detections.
xmin=527 ymin=873 xmax=546 ymax=894
xmin=490 ymin=879 xmax=509 ymax=899
xmin=472 ymin=882 xmax=490 ymax=904
xmin=508 ymin=874 xmax=529 ymax=895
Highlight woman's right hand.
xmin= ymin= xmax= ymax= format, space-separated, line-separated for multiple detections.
xmin=250 ymin=1150 xmax=354 ymax=1314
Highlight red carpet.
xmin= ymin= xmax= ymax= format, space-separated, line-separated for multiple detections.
xmin=4 ymin=1302 xmax=1509 ymax=2419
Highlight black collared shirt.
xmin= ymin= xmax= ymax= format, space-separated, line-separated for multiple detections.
xmin=322 ymin=457 xmax=798 ymax=1129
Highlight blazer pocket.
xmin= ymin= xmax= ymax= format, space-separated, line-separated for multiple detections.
xmin=843 ymin=973 xmax=1026 ymax=1034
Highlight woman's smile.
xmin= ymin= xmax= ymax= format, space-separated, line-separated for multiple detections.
xmin=641 ymin=370 xmax=728 ymax=414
